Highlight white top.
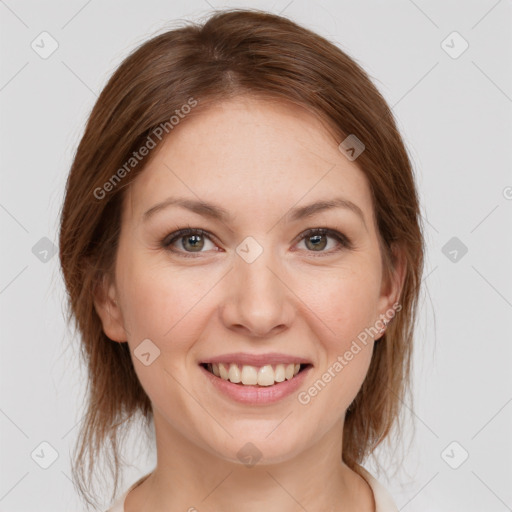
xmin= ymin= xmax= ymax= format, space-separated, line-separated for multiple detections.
xmin=105 ymin=466 xmax=398 ymax=512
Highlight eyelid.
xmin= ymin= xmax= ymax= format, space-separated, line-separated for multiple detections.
xmin=162 ymin=226 xmax=353 ymax=256
xmin=294 ymin=227 xmax=351 ymax=244
xmin=162 ymin=227 xmax=216 ymax=247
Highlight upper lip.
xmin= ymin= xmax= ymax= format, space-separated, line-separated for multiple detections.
xmin=200 ymin=352 xmax=313 ymax=367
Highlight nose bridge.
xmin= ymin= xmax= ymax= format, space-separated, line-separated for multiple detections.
xmin=221 ymin=237 xmax=293 ymax=336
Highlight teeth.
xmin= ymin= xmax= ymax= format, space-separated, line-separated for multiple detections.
xmin=207 ymin=362 xmax=303 ymax=386
xmin=274 ymin=364 xmax=286 ymax=383
xmin=241 ymin=365 xmax=258 ymax=385
xmin=228 ymin=363 xmax=241 ymax=383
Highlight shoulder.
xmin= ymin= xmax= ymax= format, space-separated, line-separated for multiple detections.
xmin=357 ymin=465 xmax=399 ymax=512
xmin=104 ymin=499 xmax=124 ymax=512
xmin=104 ymin=490 xmax=128 ymax=512
xmin=105 ymin=472 xmax=153 ymax=512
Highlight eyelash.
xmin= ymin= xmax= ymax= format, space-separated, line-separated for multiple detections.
xmin=161 ymin=227 xmax=353 ymax=258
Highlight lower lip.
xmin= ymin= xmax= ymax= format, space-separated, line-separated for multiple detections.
xmin=199 ymin=364 xmax=313 ymax=405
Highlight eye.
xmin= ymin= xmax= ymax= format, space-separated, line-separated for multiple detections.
xmin=162 ymin=227 xmax=218 ymax=257
xmin=161 ymin=227 xmax=353 ymax=258
xmin=294 ymin=228 xmax=353 ymax=255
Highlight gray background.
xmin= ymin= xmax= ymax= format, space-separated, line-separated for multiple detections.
xmin=1 ymin=0 xmax=511 ymax=510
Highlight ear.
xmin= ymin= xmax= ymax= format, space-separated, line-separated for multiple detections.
xmin=93 ymin=273 xmax=128 ymax=342
xmin=376 ymin=242 xmax=407 ymax=324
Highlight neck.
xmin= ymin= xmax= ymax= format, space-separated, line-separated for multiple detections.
xmin=125 ymin=411 xmax=375 ymax=512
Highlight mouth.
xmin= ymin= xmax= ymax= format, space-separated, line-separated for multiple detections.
xmin=199 ymin=362 xmax=313 ymax=387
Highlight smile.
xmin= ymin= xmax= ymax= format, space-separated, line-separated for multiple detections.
xmin=201 ymin=362 xmax=310 ymax=387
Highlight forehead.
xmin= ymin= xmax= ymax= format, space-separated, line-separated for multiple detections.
xmin=124 ymin=95 xmax=374 ymax=227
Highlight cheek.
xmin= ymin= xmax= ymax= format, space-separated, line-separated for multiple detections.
xmin=301 ymin=274 xmax=377 ymax=410
xmin=117 ymin=254 xmax=214 ymax=355
xmin=295 ymin=262 xmax=380 ymax=404
xmin=304 ymin=262 xmax=382 ymax=342
xmin=116 ymin=261 xmax=209 ymax=405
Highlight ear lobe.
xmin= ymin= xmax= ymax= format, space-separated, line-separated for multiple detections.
xmin=93 ymin=273 xmax=127 ymax=343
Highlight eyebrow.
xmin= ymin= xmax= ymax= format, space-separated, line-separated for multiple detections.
xmin=143 ymin=196 xmax=367 ymax=229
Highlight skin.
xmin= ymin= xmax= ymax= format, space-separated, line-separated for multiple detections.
xmin=95 ymin=95 xmax=405 ymax=511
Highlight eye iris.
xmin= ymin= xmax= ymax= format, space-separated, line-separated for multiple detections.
xmin=306 ymin=234 xmax=327 ymax=251
xmin=167 ymin=229 xmax=342 ymax=254
xmin=182 ymin=234 xmax=204 ymax=251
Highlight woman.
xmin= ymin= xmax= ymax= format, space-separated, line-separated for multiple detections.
xmin=59 ymin=8 xmax=424 ymax=512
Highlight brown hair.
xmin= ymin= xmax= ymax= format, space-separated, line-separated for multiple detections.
xmin=59 ymin=8 xmax=424 ymax=509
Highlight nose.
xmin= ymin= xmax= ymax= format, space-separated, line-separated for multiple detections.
xmin=219 ymin=247 xmax=295 ymax=338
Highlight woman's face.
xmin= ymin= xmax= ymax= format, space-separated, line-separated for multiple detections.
xmin=97 ymin=95 xmax=402 ymax=464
